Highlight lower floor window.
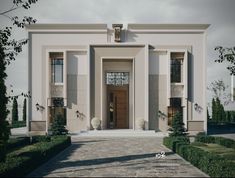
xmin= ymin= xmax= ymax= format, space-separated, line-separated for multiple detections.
xmin=168 ymin=98 xmax=182 ymax=126
xmin=49 ymin=107 xmax=66 ymax=125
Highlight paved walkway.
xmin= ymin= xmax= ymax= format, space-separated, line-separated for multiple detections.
xmin=28 ymin=137 xmax=208 ymax=177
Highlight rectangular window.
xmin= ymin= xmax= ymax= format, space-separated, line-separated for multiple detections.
xmin=106 ymin=72 xmax=129 ymax=86
xmin=50 ymin=52 xmax=63 ymax=83
xmin=170 ymin=52 xmax=184 ymax=83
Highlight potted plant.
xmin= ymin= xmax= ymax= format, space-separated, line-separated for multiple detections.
xmin=91 ymin=117 xmax=101 ymax=130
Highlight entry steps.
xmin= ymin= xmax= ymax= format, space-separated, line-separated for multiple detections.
xmin=71 ymin=129 xmax=169 ymax=137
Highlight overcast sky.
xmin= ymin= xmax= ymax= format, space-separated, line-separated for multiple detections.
xmin=0 ymin=0 xmax=235 ymax=106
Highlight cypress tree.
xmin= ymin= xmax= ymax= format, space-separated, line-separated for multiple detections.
xmin=22 ymin=98 xmax=26 ymax=122
xmin=231 ymin=111 xmax=235 ymax=122
xmin=169 ymin=111 xmax=186 ymax=137
xmin=0 ymin=46 xmax=10 ymax=138
xmin=225 ymin=111 xmax=231 ymax=123
xmin=12 ymin=98 xmax=18 ymax=123
xmin=207 ymin=107 xmax=210 ymax=122
xmin=51 ymin=114 xmax=68 ymax=135
xmin=215 ymin=97 xmax=225 ymax=122
xmin=0 ymin=44 xmax=10 ymax=161
xmin=212 ymin=98 xmax=217 ymax=122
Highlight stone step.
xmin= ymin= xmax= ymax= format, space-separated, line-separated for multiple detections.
xmin=70 ymin=129 xmax=169 ymax=137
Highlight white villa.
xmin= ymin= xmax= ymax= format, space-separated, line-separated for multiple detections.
xmin=26 ymin=23 xmax=209 ymax=134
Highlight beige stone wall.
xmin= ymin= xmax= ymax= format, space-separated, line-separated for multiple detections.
xmin=158 ymin=75 xmax=168 ymax=132
xmin=188 ymin=121 xmax=204 ymax=131
xmin=29 ymin=121 xmax=46 ymax=131
xmin=149 ymin=74 xmax=169 ymax=132
xmin=149 ymin=75 xmax=158 ymax=130
xmin=66 ymin=51 xmax=88 ymax=132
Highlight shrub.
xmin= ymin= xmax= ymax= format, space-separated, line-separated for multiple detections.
xmin=163 ymin=136 xmax=189 ymax=152
xmin=214 ymin=137 xmax=235 ymax=149
xmin=0 ymin=143 xmax=6 ymax=162
xmin=195 ymin=133 xmax=215 ymax=143
xmin=0 ymin=136 xmax=71 ymax=177
xmin=175 ymin=144 xmax=235 ymax=177
xmin=51 ymin=115 xmax=68 ymax=135
xmin=7 ymin=137 xmax=30 ymax=151
xmin=195 ymin=133 xmax=235 ymax=149
xmin=31 ymin=135 xmax=51 ymax=144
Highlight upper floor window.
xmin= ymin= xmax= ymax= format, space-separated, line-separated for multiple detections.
xmin=170 ymin=52 xmax=184 ymax=83
xmin=50 ymin=52 xmax=63 ymax=83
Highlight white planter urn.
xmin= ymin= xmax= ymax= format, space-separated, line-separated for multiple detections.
xmin=136 ymin=117 xmax=145 ymax=130
xmin=91 ymin=117 xmax=101 ymax=130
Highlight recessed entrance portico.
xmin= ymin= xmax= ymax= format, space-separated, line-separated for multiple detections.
xmin=102 ymin=59 xmax=134 ymax=129
xmin=90 ymin=45 xmax=149 ymax=131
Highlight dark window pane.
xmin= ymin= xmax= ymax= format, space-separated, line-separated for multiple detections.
xmin=51 ymin=58 xmax=63 ymax=83
xmin=168 ymin=98 xmax=182 ymax=126
xmin=171 ymin=59 xmax=182 ymax=83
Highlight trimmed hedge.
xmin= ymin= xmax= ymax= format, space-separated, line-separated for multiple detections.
xmin=31 ymin=135 xmax=51 ymax=143
xmin=0 ymin=137 xmax=30 ymax=161
xmin=10 ymin=121 xmax=26 ymax=128
xmin=0 ymin=144 xmax=6 ymax=162
xmin=0 ymin=135 xmax=71 ymax=177
xmin=163 ymin=136 xmax=235 ymax=177
xmin=195 ymin=134 xmax=235 ymax=149
xmin=163 ymin=136 xmax=190 ymax=152
xmin=7 ymin=137 xmax=30 ymax=151
xmin=176 ymin=144 xmax=235 ymax=177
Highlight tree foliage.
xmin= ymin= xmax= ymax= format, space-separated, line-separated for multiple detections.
xmin=0 ymin=0 xmax=38 ymax=155
xmin=207 ymin=79 xmax=230 ymax=105
xmin=0 ymin=43 xmax=10 ymax=145
xmin=12 ymin=98 xmax=19 ymax=122
xmin=169 ymin=111 xmax=187 ymax=137
xmin=215 ymin=46 xmax=235 ymax=75
xmin=211 ymin=97 xmax=226 ymax=123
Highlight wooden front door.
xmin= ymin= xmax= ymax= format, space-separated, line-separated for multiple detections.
xmin=107 ymin=85 xmax=129 ymax=129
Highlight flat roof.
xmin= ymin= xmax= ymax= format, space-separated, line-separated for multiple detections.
xmin=25 ymin=23 xmax=210 ymax=33
xmin=127 ymin=24 xmax=210 ymax=30
xmin=25 ymin=23 xmax=107 ymax=30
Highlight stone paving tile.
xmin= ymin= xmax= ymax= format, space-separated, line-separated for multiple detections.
xmin=28 ymin=137 xmax=209 ymax=177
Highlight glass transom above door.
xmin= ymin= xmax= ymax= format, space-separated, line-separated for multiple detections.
xmin=106 ymin=72 xmax=129 ymax=86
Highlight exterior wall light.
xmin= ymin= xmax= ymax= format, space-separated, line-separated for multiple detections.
xmin=194 ymin=103 xmax=203 ymax=113
xmin=76 ymin=110 xmax=85 ymax=119
xmin=76 ymin=110 xmax=80 ymax=118
xmin=158 ymin=110 xmax=167 ymax=120
xmin=36 ymin=103 xmax=45 ymax=111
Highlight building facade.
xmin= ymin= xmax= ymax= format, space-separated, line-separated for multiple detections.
xmin=26 ymin=23 xmax=209 ymax=134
